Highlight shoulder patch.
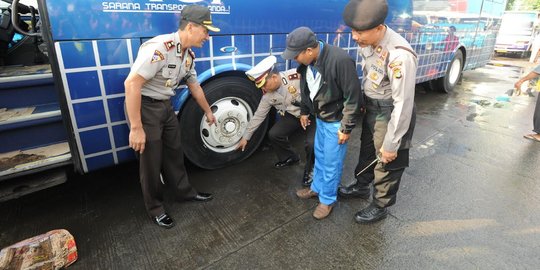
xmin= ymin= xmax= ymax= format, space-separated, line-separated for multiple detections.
xmin=164 ymin=40 xmax=175 ymax=51
xmin=151 ymin=50 xmax=165 ymax=63
xmin=392 ymin=68 xmax=403 ymax=79
xmin=288 ymin=73 xmax=299 ymax=80
xmin=389 ymin=61 xmax=402 ymax=69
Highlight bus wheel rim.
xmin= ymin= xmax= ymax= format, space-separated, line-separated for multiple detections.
xmin=199 ymin=96 xmax=252 ymax=153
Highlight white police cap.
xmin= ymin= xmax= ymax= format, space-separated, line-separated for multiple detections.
xmin=246 ymin=55 xmax=277 ymax=88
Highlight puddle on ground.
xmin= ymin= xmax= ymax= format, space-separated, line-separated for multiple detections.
xmin=470 ymin=99 xmax=491 ymax=107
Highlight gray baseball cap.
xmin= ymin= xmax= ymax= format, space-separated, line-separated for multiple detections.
xmin=282 ymin=27 xmax=318 ymax=60
xmin=181 ymin=5 xmax=220 ymax=32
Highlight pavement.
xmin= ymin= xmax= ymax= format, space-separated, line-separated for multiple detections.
xmin=1 ymin=57 xmax=540 ymax=269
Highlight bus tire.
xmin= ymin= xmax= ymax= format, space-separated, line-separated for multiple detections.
xmin=179 ymin=76 xmax=268 ymax=170
xmin=430 ymin=49 xmax=464 ymax=93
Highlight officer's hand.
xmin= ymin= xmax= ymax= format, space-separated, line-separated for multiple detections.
xmin=379 ymin=146 xmax=397 ymax=164
xmin=236 ymin=138 xmax=248 ymax=152
xmin=514 ymin=80 xmax=524 ymax=96
xmin=129 ymin=127 xmax=146 ymax=154
xmin=337 ymin=130 xmax=350 ymax=144
xmin=300 ymin=115 xmax=310 ymax=130
xmin=205 ymin=112 xmax=217 ymax=126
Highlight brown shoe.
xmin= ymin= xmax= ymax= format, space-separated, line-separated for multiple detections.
xmin=313 ymin=203 xmax=333 ymax=220
xmin=296 ymin=188 xmax=318 ymax=199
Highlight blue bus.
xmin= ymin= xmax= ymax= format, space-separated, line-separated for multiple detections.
xmin=0 ymin=0 xmax=506 ymax=199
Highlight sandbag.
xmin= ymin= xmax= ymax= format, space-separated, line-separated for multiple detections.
xmin=0 ymin=229 xmax=77 ymax=270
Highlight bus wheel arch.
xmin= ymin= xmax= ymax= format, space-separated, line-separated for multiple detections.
xmin=178 ymin=74 xmax=268 ymax=169
xmin=431 ymin=48 xmax=465 ymax=93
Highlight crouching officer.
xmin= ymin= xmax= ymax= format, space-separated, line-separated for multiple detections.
xmin=341 ymin=0 xmax=417 ymax=223
xmin=236 ymin=55 xmax=315 ymax=186
xmin=124 ymin=5 xmax=218 ymax=229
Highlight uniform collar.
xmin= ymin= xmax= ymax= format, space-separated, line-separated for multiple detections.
xmin=279 ymin=71 xmax=288 ymax=85
xmin=373 ymin=25 xmax=390 ymax=52
xmin=173 ymin=32 xmax=183 ymax=57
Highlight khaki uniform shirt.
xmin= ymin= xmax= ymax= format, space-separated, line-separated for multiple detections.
xmin=360 ymin=26 xmax=418 ymax=152
xmin=243 ymin=69 xmax=302 ymax=140
xmin=130 ymin=32 xmax=197 ymax=100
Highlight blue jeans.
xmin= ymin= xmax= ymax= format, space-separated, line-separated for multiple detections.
xmin=311 ymin=118 xmax=348 ymax=205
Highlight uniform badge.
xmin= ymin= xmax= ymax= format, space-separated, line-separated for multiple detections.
xmin=168 ymin=64 xmax=176 ymax=69
xmin=393 ymin=68 xmax=403 ymax=79
xmin=151 ymin=50 xmax=165 ymax=63
xmin=369 ymin=71 xmax=379 ymax=82
xmin=372 ymin=83 xmax=379 ymax=89
xmin=176 ymin=43 xmax=182 ymax=55
xmin=376 ymin=59 xmax=383 ymax=67
xmin=389 ymin=61 xmax=402 ymax=69
xmin=165 ymin=79 xmax=172 ymax=87
xmin=185 ymin=57 xmax=192 ymax=68
xmin=367 ymin=69 xmax=384 ymax=85
xmin=288 ymin=86 xmax=297 ymax=94
xmin=380 ymin=50 xmax=388 ymax=61
xmin=288 ymin=73 xmax=300 ymax=80
xmin=375 ymin=45 xmax=382 ymax=54
xmin=164 ymin=40 xmax=175 ymax=51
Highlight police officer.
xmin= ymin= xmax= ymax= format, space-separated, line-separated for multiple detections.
xmin=124 ymin=5 xmax=218 ymax=229
xmin=341 ymin=0 xmax=418 ymax=223
xmin=237 ymin=55 xmax=315 ymax=186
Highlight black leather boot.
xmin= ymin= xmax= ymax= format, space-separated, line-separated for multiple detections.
xmin=338 ymin=184 xmax=370 ymax=199
xmin=153 ymin=213 xmax=175 ymax=229
xmin=354 ymin=203 xmax=388 ymax=224
xmin=274 ymin=156 xmax=300 ymax=168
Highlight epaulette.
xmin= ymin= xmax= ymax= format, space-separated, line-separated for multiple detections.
xmin=188 ymin=49 xmax=196 ymax=60
xmin=395 ymin=46 xmax=417 ymax=58
xmin=288 ymin=73 xmax=299 ymax=80
xmin=164 ymin=40 xmax=175 ymax=51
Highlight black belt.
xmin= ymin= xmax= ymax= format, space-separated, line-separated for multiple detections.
xmin=364 ymin=95 xmax=393 ymax=107
xmin=141 ymin=95 xmax=168 ymax=102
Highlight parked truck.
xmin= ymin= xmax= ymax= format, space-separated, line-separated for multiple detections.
xmin=495 ymin=10 xmax=540 ymax=57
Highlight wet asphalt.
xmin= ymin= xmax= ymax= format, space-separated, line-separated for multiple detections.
xmin=1 ymin=57 xmax=540 ymax=269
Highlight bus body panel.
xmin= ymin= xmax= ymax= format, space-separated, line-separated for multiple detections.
xmin=1 ymin=0 xmax=506 ymax=180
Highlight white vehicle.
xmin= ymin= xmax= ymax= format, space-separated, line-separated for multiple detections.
xmin=495 ymin=11 xmax=540 ymax=57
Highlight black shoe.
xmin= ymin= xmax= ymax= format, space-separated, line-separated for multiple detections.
xmin=354 ymin=203 xmax=388 ymax=224
xmin=302 ymin=170 xmax=313 ymax=187
xmin=274 ymin=156 xmax=300 ymax=168
xmin=338 ymin=185 xmax=370 ymax=199
xmin=153 ymin=213 xmax=175 ymax=229
xmin=188 ymin=192 xmax=213 ymax=202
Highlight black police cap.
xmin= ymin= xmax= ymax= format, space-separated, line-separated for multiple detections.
xmin=343 ymin=0 xmax=388 ymax=31
xmin=181 ymin=5 xmax=220 ymax=32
